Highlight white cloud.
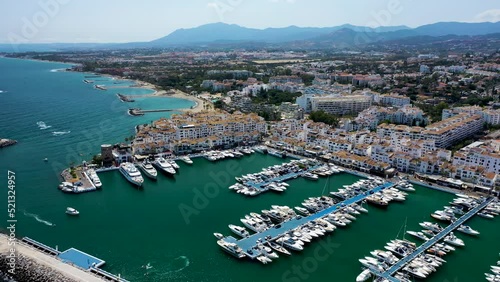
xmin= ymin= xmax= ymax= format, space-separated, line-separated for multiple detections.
xmin=474 ymin=9 xmax=500 ymax=22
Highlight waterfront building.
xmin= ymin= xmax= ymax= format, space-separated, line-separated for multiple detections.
xmin=132 ymin=111 xmax=267 ymax=154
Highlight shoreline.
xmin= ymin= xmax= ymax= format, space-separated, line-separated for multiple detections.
xmin=4 ymin=56 xmax=208 ymax=113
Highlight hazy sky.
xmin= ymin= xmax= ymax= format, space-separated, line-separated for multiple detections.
xmin=1 ymin=0 xmax=499 ymax=43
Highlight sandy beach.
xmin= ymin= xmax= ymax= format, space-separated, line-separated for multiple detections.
xmin=128 ymin=81 xmax=209 ymax=113
xmin=0 ymin=235 xmax=104 ymax=282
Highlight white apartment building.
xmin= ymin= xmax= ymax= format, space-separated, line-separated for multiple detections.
xmin=453 ymin=142 xmax=500 ymax=174
xmin=310 ymin=95 xmax=372 ymax=115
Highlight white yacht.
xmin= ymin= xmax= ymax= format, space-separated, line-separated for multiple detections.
xmin=168 ymin=159 xmax=180 ymax=170
xmin=86 ymin=169 xmax=102 ymax=188
xmin=228 ymin=224 xmax=250 ymax=238
xmin=179 ymin=156 xmax=193 ymax=164
xmin=443 ymin=233 xmax=465 ymax=247
xmin=356 ymin=269 xmax=372 ymax=282
xmin=153 ymin=158 xmax=176 ymax=175
xmin=119 ymin=162 xmax=144 ymax=187
xmin=419 ymin=222 xmax=443 ymax=233
xmin=303 ymin=172 xmax=319 ymax=180
xmin=457 ymin=225 xmax=480 ymax=236
xmin=138 ymin=160 xmax=158 ymax=180
xmin=406 ymin=231 xmax=429 ymax=241
xmin=213 ymin=233 xmax=224 ymax=240
xmin=66 ymin=207 xmax=79 ymax=215
xmin=276 ymin=237 xmax=303 ymax=251
xmin=267 ymin=241 xmax=291 ymax=256
xmin=216 ymin=240 xmax=246 ymax=259
xmin=478 ymin=212 xmax=495 ymax=219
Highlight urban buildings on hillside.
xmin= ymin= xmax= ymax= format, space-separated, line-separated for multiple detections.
xmin=132 ymin=111 xmax=267 ymax=154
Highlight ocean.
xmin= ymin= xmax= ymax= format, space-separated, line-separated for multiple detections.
xmin=0 ymin=58 xmax=498 ymax=282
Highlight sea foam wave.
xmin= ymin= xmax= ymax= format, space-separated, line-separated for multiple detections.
xmin=37 ymin=121 xmax=52 ymax=130
xmin=52 ymin=131 xmax=71 ymax=136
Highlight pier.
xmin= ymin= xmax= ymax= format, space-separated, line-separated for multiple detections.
xmin=225 ymin=182 xmax=394 ymax=259
xmin=244 ymin=165 xmax=322 ymax=192
xmin=128 ymin=108 xmax=174 ymax=116
xmin=370 ymin=197 xmax=496 ymax=281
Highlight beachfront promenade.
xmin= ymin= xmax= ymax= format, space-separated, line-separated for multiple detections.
xmin=370 ymin=197 xmax=495 ymax=282
xmin=225 ymin=182 xmax=394 ymax=259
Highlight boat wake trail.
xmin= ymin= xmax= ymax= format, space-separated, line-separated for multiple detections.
xmin=52 ymin=131 xmax=71 ymax=136
xmin=22 ymin=211 xmax=56 ymax=227
xmin=37 ymin=121 xmax=52 ymax=130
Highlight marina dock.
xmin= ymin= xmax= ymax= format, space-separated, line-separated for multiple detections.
xmin=244 ymin=165 xmax=322 ymax=192
xmin=370 ymin=197 xmax=496 ymax=281
xmin=225 ymin=182 xmax=394 ymax=259
xmin=22 ymin=237 xmax=128 ymax=282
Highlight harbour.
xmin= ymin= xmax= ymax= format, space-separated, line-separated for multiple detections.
xmin=223 ymin=181 xmax=395 ymax=260
xmin=0 ymin=58 xmax=498 ymax=282
xmin=368 ymin=197 xmax=497 ymax=281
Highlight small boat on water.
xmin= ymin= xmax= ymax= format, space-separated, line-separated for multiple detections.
xmin=213 ymin=233 xmax=224 ymax=240
xmin=66 ymin=207 xmax=79 ymax=215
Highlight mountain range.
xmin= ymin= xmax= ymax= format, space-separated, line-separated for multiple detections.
xmin=1 ymin=21 xmax=499 ymax=52
xmin=150 ymin=21 xmax=500 ymax=46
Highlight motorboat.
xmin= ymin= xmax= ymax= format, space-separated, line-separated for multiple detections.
xmin=356 ymin=269 xmax=372 ymax=282
xmin=267 ymin=241 xmax=291 ymax=256
xmin=119 ymin=162 xmax=144 ymax=186
xmin=478 ymin=212 xmax=495 ymax=219
xmin=303 ymin=172 xmax=319 ymax=180
xmin=256 ymin=255 xmax=272 ymax=264
xmin=86 ymin=169 xmax=102 ymax=188
xmin=216 ymin=240 xmax=246 ymax=259
xmin=276 ymin=237 xmax=303 ymax=251
xmin=419 ymin=222 xmax=443 ymax=233
xmin=294 ymin=206 xmax=310 ymax=216
xmin=443 ymin=233 xmax=465 ymax=247
xmin=213 ymin=233 xmax=224 ymax=240
xmin=353 ymin=203 xmax=369 ymax=213
xmin=228 ymin=224 xmax=250 ymax=238
xmin=168 ymin=159 xmax=180 ymax=170
xmin=370 ymin=249 xmax=399 ymax=265
xmin=179 ymin=155 xmax=193 ymax=164
xmin=457 ymin=225 xmax=480 ymax=236
xmin=59 ymin=182 xmax=76 ymax=193
xmin=406 ymin=231 xmax=429 ymax=241
xmin=138 ymin=160 xmax=157 ymax=180
xmin=431 ymin=212 xmax=453 ymax=222
xmin=66 ymin=207 xmax=79 ymax=215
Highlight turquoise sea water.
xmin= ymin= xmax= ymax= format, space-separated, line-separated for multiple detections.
xmin=0 ymin=58 xmax=498 ymax=282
